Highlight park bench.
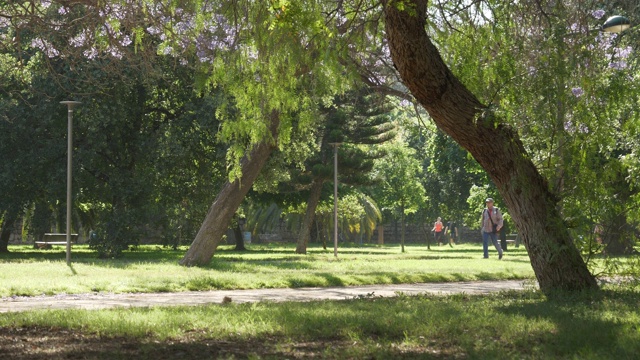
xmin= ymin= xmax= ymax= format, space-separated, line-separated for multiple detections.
xmin=506 ymin=233 xmax=519 ymax=246
xmin=35 ymin=233 xmax=78 ymax=248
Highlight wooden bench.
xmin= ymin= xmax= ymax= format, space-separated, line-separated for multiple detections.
xmin=506 ymin=233 xmax=519 ymax=247
xmin=35 ymin=233 xmax=78 ymax=248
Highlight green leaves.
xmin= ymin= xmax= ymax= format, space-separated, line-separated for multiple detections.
xmin=372 ymin=141 xmax=426 ymax=217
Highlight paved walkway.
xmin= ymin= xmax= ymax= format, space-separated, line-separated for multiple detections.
xmin=0 ymin=280 xmax=536 ymax=313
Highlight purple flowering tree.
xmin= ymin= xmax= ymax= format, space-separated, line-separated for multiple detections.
xmin=440 ymin=2 xmax=639 ymax=257
xmin=382 ymin=0 xmax=604 ymax=292
xmin=0 ymin=1 xmax=349 ymax=263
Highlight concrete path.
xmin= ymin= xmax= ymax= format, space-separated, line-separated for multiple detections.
xmin=0 ymin=280 xmax=536 ymax=313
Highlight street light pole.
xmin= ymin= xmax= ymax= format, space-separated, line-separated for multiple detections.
xmin=60 ymin=101 xmax=81 ymax=266
xmin=329 ymin=143 xmax=341 ymax=257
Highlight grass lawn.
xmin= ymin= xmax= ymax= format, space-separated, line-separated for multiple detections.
xmin=1 ymin=286 xmax=638 ymax=359
xmin=0 ymin=243 xmax=535 ymax=297
xmin=1 ymin=242 xmax=638 ymax=359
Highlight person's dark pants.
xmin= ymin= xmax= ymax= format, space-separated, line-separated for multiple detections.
xmin=482 ymin=231 xmax=503 ymax=258
xmin=434 ymin=231 xmax=443 ymax=245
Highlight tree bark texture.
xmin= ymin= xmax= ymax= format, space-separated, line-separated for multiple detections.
xmin=233 ymin=222 xmax=246 ymax=251
xmin=180 ymin=113 xmax=280 ymax=266
xmin=232 ymin=212 xmax=247 ymax=251
xmin=603 ymin=212 xmax=636 ymax=255
xmin=0 ymin=209 xmax=19 ymax=253
xmin=295 ymin=178 xmax=325 ymax=254
xmin=383 ymin=0 xmax=597 ymax=293
xmin=602 ymin=170 xmax=636 ymax=255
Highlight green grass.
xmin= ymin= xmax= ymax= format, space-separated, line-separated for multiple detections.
xmin=0 ymin=243 xmax=534 ymax=297
xmin=2 ymin=286 xmax=639 ymax=359
xmin=2 ymin=242 xmax=637 ymax=359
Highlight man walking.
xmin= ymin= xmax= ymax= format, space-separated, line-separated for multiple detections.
xmin=481 ymin=198 xmax=504 ymax=259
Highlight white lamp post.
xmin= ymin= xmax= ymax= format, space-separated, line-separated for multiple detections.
xmin=60 ymin=100 xmax=81 ymax=265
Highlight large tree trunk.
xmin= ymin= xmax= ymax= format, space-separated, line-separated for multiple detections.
xmin=180 ymin=113 xmax=280 ymax=266
xmin=233 ymin=221 xmax=246 ymax=251
xmin=601 ymin=169 xmax=636 ymax=255
xmin=0 ymin=209 xmax=19 ymax=253
xmin=295 ymin=178 xmax=324 ymax=254
xmin=602 ymin=212 xmax=636 ymax=255
xmin=31 ymin=201 xmax=50 ymax=249
xmin=383 ymin=1 xmax=597 ymax=293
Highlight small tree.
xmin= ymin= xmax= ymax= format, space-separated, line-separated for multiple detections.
xmin=371 ymin=141 xmax=426 ymax=252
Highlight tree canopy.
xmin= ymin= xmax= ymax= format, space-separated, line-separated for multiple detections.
xmin=1 ymin=0 xmax=639 ymax=292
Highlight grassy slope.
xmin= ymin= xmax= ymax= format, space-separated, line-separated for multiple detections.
xmin=0 ymin=243 xmax=534 ymax=297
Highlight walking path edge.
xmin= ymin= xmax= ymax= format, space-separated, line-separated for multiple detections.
xmin=0 ymin=279 xmax=538 ymax=313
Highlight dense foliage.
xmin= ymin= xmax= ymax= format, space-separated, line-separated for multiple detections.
xmin=0 ymin=1 xmax=638 ymax=273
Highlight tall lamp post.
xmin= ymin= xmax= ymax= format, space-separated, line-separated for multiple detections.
xmin=329 ymin=142 xmax=341 ymax=257
xmin=60 ymin=101 xmax=81 ymax=266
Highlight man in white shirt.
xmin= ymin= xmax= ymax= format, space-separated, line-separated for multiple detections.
xmin=481 ymin=198 xmax=504 ymax=259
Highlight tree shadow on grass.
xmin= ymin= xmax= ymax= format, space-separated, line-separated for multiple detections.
xmin=0 ymin=249 xmax=75 ymax=262
xmin=267 ymin=290 xmax=639 ymax=359
xmin=414 ymin=255 xmax=476 ymax=260
xmin=0 ymin=325 xmax=436 ymax=360
xmin=0 ymin=326 xmax=288 ymax=360
xmin=1 ymin=245 xmax=185 ymax=266
xmin=6 ymin=289 xmax=635 ymax=359
xmin=1 ymin=244 xmax=532 ymax=274
xmin=499 ymin=258 xmax=534 ymax=264
xmin=494 ymin=289 xmax=640 ymax=358
xmin=208 ymin=257 xmax=316 ymax=272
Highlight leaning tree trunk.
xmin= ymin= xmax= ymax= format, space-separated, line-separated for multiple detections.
xmin=180 ymin=113 xmax=280 ymax=266
xmin=383 ymin=0 xmax=597 ymax=293
xmin=295 ymin=178 xmax=325 ymax=254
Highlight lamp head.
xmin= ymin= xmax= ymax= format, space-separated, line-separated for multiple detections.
xmin=60 ymin=100 xmax=81 ymax=109
xmin=603 ymin=15 xmax=631 ymax=33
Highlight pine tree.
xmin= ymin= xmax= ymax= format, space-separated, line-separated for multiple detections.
xmin=293 ymin=88 xmax=396 ymax=254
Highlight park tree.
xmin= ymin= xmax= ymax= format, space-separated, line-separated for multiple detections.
xmin=3 ymin=1 xmax=636 ymax=293
xmin=371 ymin=141 xmax=426 ymax=253
xmin=0 ymin=1 xmax=231 ymax=256
xmin=0 ymin=55 xmax=228 ymax=256
xmin=405 ymin=122 xmax=487 ymax=228
xmin=382 ymin=0 xmax=600 ymax=291
xmin=291 ymin=88 xmax=396 ymax=254
xmin=78 ymin=65 xmax=227 ymax=257
xmin=479 ymin=3 xmax=640 ymax=257
xmin=0 ymin=60 xmax=78 ymax=251
xmin=434 ymin=0 xmax=640 ymax=258
xmin=0 ymin=39 xmax=48 ymax=250
xmin=174 ymin=2 xmax=346 ymax=265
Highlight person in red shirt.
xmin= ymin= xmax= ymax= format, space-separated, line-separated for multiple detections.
xmin=432 ymin=217 xmax=444 ymax=246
